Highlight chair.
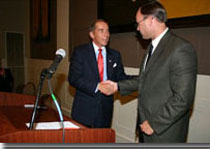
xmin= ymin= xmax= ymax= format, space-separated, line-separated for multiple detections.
xmin=22 ymin=82 xmax=36 ymax=95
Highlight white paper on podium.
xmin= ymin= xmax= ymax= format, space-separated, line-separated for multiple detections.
xmin=26 ymin=121 xmax=80 ymax=130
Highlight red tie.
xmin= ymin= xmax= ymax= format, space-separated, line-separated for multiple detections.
xmin=98 ymin=48 xmax=104 ymax=82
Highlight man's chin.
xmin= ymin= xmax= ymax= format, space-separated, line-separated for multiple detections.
xmin=102 ymin=42 xmax=108 ymax=46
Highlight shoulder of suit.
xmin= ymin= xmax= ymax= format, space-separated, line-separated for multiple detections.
xmin=74 ymin=43 xmax=91 ymax=50
xmin=106 ymin=47 xmax=120 ymax=55
xmin=72 ymin=43 xmax=94 ymax=55
xmin=167 ymin=31 xmax=192 ymax=46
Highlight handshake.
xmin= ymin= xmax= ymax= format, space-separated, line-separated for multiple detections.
xmin=98 ymin=80 xmax=118 ymax=95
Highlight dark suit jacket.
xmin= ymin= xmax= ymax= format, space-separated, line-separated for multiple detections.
xmin=68 ymin=43 xmax=129 ymax=127
xmin=118 ymin=30 xmax=197 ymax=142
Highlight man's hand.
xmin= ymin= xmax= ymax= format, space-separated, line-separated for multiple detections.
xmin=140 ymin=120 xmax=154 ymax=135
xmin=98 ymin=80 xmax=118 ymax=95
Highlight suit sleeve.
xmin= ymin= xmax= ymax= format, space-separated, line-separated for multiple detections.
xmin=149 ymin=43 xmax=197 ymax=135
xmin=68 ymin=49 xmax=98 ymax=96
xmin=118 ymin=76 xmax=139 ymax=96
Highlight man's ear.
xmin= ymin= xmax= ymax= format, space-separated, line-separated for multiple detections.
xmin=89 ymin=31 xmax=94 ymax=39
xmin=149 ymin=16 xmax=155 ymax=26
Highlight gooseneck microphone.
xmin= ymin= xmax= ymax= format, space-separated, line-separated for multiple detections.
xmin=47 ymin=48 xmax=66 ymax=78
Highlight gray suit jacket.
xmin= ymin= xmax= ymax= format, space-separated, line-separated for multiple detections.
xmin=118 ymin=30 xmax=197 ymax=142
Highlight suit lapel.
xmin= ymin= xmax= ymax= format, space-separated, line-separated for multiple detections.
xmin=144 ymin=30 xmax=171 ymax=73
xmin=139 ymin=48 xmax=148 ymax=76
xmin=106 ymin=48 xmax=114 ymax=79
xmin=88 ymin=43 xmax=100 ymax=81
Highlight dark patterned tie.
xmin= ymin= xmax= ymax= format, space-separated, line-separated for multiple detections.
xmin=145 ymin=44 xmax=153 ymax=67
xmin=98 ymin=49 xmax=103 ymax=82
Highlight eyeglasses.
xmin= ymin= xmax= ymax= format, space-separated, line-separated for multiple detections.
xmin=135 ymin=16 xmax=148 ymax=27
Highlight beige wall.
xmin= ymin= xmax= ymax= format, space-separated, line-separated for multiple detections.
xmin=0 ymin=0 xmax=72 ymax=115
xmin=26 ymin=0 xmax=73 ymax=116
xmin=0 ymin=0 xmax=30 ymax=91
xmin=0 ymin=0 xmax=30 ymax=59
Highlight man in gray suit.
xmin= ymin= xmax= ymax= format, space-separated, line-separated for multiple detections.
xmin=99 ymin=1 xmax=197 ymax=142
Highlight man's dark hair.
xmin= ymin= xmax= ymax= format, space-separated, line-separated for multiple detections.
xmin=89 ymin=19 xmax=109 ymax=32
xmin=139 ymin=0 xmax=167 ymax=23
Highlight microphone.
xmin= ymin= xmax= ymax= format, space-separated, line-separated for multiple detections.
xmin=47 ymin=48 xmax=66 ymax=78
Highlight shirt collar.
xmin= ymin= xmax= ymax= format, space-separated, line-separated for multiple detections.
xmin=92 ymin=42 xmax=106 ymax=53
xmin=151 ymin=27 xmax=169 ymax=52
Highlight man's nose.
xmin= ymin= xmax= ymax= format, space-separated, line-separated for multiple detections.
xmin=104 ymin=32 xmax=110 ymax=37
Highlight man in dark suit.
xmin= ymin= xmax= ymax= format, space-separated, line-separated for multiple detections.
xmin=100 ymin=1 xmax=197 ymax=142
xmin=68 ymin=20 xmax=131 ymax=128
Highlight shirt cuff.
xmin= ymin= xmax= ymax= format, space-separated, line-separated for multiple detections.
xmin=95 ymin=83 xmax=99 ymax=93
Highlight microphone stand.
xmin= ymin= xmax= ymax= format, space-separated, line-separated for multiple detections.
xmin=29 ymin=68 xmax=48 ymax=130
xmin=29 ymin=67 xmax=65 ymax=142
xmin=47 ymin=75 xmax=65 ymax=143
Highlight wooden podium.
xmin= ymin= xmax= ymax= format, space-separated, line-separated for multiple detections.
xmin=0 ymin=92 xmax=115 ymax=143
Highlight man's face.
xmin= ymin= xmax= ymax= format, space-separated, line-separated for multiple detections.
xmin=136 ymin=10 xmax=151 ymax=39
xmin=90 ymin=21 xmax=110 ymax=48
